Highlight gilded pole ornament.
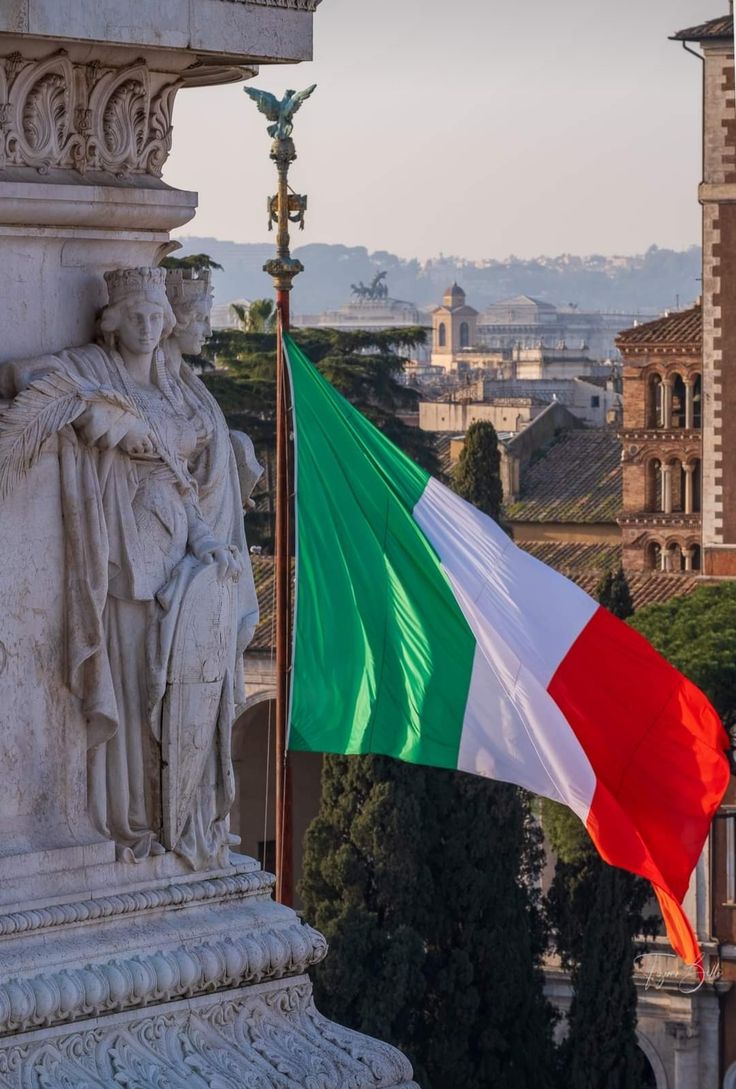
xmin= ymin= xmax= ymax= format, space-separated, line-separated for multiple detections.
xmin=244 ymin=84 xmax=316 ymax=289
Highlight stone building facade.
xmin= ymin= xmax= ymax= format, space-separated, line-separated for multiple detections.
xmin=430 ymin=282 xmax=479 ymax=367
xmin=673 ymin=14 xmax=736 ymax=576
xmin=617 ymin=305 xmax=703 ymax=574
xmin=477 ymin=293 xmax=646 ymax=360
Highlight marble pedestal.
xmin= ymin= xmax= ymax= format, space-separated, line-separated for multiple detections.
xmin=0 ymin=852 xmax=415 ymax=1089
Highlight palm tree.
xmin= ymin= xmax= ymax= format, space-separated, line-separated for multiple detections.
xmin=232 ymin=298 xmax=276 ymax=333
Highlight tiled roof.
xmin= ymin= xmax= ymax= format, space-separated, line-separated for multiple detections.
xmin=517 ymin=541 xmax=620 ymax=574
xmin=248 ymin=546 xmax=699 ymax=657
xmin=517 ymin=541 xmax=699 ymax=610
xmin=671 ymin=15 xmax=733 ymax=41
xmin=624 ymin=573 xmax=700 ymax=609
xmin=505 ymin=428 xmax=623 ymax=524
xmin=434 ymin=433 xmax=455 ymax=476
xmin=616 ymin=304 xmax=701 ymax=349
xmin=250 ymin=555 xmax=277 ymax=653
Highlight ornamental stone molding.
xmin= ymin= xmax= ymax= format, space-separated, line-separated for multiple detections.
xmin=619 ymin=513 xmax=702 ymax=528
xmin=0 ymin=917 xmax=327 ymax=1036
xmin=224 ymin=0 xmax=323 ymax=8
xmin=0 ymin=49 xmax=179 ymax=177
xmin=0 ymin=870 xmax=274 ymax=938
xmin=0 ymin=981 xmax=417 ymax=1089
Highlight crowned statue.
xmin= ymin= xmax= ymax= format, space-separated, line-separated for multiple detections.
xmin=0 ymin=266 xmax=261 ymax=868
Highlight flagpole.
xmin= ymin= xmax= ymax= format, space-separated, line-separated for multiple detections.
xmin=247 ymin=88 xmax=313 ymax=906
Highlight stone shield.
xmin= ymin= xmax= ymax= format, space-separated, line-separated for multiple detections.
xmin=161 ymin=563 xmax=238 ymax=851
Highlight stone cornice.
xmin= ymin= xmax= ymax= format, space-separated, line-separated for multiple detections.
xmin=618 ymin=513 xmax=702 ymax=529
xmin=619 ymin=428 xmax=701 ymax=443
xmin=699 ymin=182 xmax=736 ymax=204
xmin=620 ymin=345 xmax=701 ymax=358
xmin=0 ymin=870 xmax=273 ymax=937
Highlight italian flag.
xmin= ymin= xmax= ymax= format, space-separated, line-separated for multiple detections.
xmin=284 ymin=336 xmax=730 ymax=966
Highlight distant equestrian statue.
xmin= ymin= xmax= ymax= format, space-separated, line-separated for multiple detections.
xmin=351 ymin=271 xmax=389 ymax=301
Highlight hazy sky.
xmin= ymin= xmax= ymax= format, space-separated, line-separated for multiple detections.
xmin=166 ymin=0 xmax=724 ymax=261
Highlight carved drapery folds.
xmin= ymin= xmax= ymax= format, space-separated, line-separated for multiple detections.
xmin=0 ymin=50 xmax=179 ymax=177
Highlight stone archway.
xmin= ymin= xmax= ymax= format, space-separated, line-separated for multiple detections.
xmin=231 ymin=696 xmax=277 ymax=869
xmin=637 ymin=1030 xmax=669 ymax=1089
xmin=231 ymin=695 xmax=324 ymax=901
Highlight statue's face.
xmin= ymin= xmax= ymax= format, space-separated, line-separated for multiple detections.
xmin=117 ymin=300 xmax=166 ymax=356
xmin=177 ymin=306 xmax=212 ymax=356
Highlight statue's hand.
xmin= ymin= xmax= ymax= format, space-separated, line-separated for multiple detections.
xmin=191 ymin=537 xmax=243 ymax=582
xmin=75 ymin=403 xmax=153 ymax=454
xmin=118 ymin=419 xmax=156 ymax=458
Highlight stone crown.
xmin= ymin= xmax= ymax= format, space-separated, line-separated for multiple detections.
xmin=105 ymin=266 xmax=168 ymax=307
xmin=165 ymin=268 xmax=213 ymax=309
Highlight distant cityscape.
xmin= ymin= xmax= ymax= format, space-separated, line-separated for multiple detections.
xmin=175 ymin=236 xmax=702 ymax=317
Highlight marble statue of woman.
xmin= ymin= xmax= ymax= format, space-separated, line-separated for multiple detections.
xmin=0 ymin=266 xmax=259 ymax=867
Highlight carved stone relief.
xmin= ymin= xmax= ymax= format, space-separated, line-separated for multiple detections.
xmin=225 ymin=0 xmax=323 ymax=9
xmin=0 ymin=916 xmax=327 ymax=1036
xmin=0 ymin=50 xmax=179 ymax=177
xmin=0 ymin=267 xmax=259 ymax=869
xmin=0 ymin=981 xmax=417 ymax=1089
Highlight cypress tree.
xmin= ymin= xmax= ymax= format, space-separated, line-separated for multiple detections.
xmin=543 ymin=800 xmax=651 ymax=1089
xmin=453 ymin=420 xmax=504 ymax=521
xmin=597 ymin=566 xmax=634 ymax=620
xmin=300 ymin=757 xmax=558 ymax=1089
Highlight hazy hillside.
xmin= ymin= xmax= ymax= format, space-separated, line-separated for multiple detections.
xmin=174 ymin=237 xmax=702 ymax=316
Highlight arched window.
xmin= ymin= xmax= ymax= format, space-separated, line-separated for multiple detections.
xmin=646 ymin=541 xmax=662 ymax=571
xmin=671 ymin=373 xmax=686 ymax=428
xmin=460 ymin=321 xmax=470 ymax=349
xmin=438 ymin=322 xmax=446 ymax=348
xmin=691 ymin=544 xmax=702 ymax=572
xmin=646 ymin=459 xmax=662 ymax=512
xmin=647 ymin=374 xmax=663 ymax=428
xmin=666 ymin=542 xmax=683 ymax=572
xmin=693 ymin=374 xmax=702 ymax=429
xmin=669 ymin=458 xmax=684 ymax=513
xmin=692 ymin=458 xmax=701 ymax=513
xmin=636 ymin=1033 xmax=666 ymax=1089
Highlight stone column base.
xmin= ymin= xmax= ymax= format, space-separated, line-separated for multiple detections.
xmin=0 ymin=853 xmax=418 ymax=1089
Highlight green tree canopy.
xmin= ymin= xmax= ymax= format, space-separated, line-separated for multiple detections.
xmin=231 ymin=298 xmax=276 ymax=333
xmin=630 ymin=582 xmax=736 ymax=732
xmin=160 ymin=253 xmax=223 ymax=271
xmin=596 ymin=566 xmax=634 ymax=621
xmin=453 ymin=420 xmax=504 ymax=522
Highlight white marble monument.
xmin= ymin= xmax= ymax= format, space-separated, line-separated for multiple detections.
xmin=0 ymin=5 xmax=417 ymax=1086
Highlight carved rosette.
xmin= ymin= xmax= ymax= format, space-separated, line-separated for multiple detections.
xmin=0 ymin=50 xmax=179 ymax=177
xmin=0 ymin=981 xmax=417 ymax=1089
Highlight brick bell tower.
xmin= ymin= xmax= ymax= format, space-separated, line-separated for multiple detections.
xmin=673 ymin=12 xmax=736 ymax=575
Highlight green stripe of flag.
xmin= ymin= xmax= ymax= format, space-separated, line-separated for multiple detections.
xmin=285 ymin=335 xmax=476 ymax=767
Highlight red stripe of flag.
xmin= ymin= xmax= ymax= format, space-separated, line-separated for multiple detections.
xmin=548 ymin=606 xmax=730 ymax=965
